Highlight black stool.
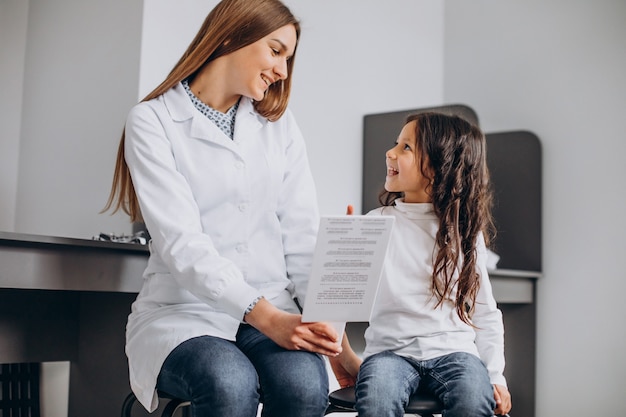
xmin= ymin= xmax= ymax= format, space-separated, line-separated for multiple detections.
xmin=121 ymin=391 xmax=190 ymax=417
xmin=324 ymin=386 xmax=511 ymax=416
xmin=122 ymin=388 xmax=442 ymax=416
xmin=324 ymin=386 xmax=443 ymax=416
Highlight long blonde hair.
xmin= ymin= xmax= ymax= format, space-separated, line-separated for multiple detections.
xmin=103 ymin=0 xmax=300 ymax=221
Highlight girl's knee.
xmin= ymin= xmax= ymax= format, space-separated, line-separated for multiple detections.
xmin=442 ymin=377 xmax=495 ymax=417
xmin=445 ymin=393 xmax=495 ymax=417
xmin=356 ymin=355 xmax=415 ymax=417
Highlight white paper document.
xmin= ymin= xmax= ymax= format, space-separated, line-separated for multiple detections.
xmin=301 ymin=215 xmax=395 ymax=328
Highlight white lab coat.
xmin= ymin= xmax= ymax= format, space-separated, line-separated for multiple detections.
xmin=123 ymin=83 xmax=319 ymax=411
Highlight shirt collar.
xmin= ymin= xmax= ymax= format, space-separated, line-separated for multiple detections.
xmin=393 ymin=198 xmax=437 ymax=219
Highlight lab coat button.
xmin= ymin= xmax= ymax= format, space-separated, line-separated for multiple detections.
xmin=238 ymin=203 xmax=247 ymax=212
xmin=235 ymin=161 xmax=244 ymax=169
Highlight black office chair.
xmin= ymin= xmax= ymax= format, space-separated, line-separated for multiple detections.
xmin=121 ymin=391 xmax=190 ymax=417
xmin=324 ymin=386 xmax=443 ymax=416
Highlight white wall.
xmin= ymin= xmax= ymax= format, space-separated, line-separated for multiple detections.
xmin=444 ymin=0 xmax=626 ymax=415
xmin=139 ymin=0 xmax=444 ymax=216
xmin=286 ymin=0 xmax=444 ymax=215
xmin=0 ymin=0 xmax=28 ymax=232
xmin=138 ymin=0 xmax=217 ymax=100
xmin=10 ymin=0 xmax=143 ymax=239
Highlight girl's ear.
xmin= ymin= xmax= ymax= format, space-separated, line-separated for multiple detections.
xmin=423 ymin=164 xmax=436 ymax=195
xmin=423 ymin=162 xmax=435 ymax=184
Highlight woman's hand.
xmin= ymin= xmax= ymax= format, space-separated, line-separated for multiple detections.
xmin=247 ymin=204 xmax=359 ymax=356
xmin=493 ymin=384 xmax=512 ymax=415
xmin=244 ymin=298 xmax=342 ymax=357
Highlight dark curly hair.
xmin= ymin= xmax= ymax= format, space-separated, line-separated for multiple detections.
xmin=379 ymin=112 xmax=495 ymax=324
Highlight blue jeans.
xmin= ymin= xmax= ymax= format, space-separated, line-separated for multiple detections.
xmin=156 ymin=325 xmax=329 ymax=417
xmin=355 ymin=351 xmax=496 ymax=417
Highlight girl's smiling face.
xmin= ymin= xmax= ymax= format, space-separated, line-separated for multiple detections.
xmin=384 ymin=120 xmax=432 ymax=203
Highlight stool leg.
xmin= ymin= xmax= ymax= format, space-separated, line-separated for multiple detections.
xmin=324 ymin=403 xmax=355 ymax=414
xmin=161 ymin=398 xmax=191 ymax=417
xmin=120 ymin=392 xmax=137 ymax=417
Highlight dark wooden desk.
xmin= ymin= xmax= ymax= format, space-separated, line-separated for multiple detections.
xmin=0 ymin=231 xmax=147 ymax=417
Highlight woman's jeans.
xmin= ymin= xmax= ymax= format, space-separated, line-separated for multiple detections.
xmin=156 ymin=324 xmax=329 ymax=417
xmin=355 ymin=350 xmax=496 ymax=417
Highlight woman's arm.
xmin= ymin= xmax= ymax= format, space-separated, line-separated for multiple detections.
xmin=125 ymin=102 xmax=260 ymax=318
xmin=274 ymin=109 xmax=320 ymax=304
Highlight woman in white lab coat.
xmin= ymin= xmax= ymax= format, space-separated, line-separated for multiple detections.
xmin=103 ymin=1 xmax=342 ymax=416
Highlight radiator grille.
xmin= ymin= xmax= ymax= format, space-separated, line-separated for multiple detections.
xmin=0 ymin=363 xmax=40 ymax=417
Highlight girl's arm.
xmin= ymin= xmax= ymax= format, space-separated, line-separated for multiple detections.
xmin=328 ymin=332 xmax=362 ymax=387
xmin=472 ymin=235 xmax=507 ymax=387
xmin=472 ymin=235 xmax=510 ymax=415
xmin=493 ymin=384 xmax=512 ymax=415
xmin=328 ymin=204 xmax=361 ymax=386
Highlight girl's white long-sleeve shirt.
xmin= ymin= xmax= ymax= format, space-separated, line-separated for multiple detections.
xmin=123 ymin=83 xmax=319 ymax=411
xmin=363 ymin=200 xmax=507 ymax=387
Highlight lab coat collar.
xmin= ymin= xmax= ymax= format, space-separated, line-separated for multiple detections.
xmin=162 ymin=83 xmax=266 ymax=147
xmin=162 ymin=82 xmax=195 ymax=122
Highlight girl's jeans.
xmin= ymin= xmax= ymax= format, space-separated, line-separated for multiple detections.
xmin=355 ymin=350 xmax=496 ymax=417
xmin=156 ymin=324 xmax=329 ymax=417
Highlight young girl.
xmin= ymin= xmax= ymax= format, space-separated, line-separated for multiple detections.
xmin=333 ymin=112 xmax=512 ymax=416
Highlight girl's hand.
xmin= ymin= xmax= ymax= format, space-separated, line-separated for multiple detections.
xmin=329 ymin=333 xmax=361 ymax=387
xmin=245 ymin=298 xmax=342 ymax=357
xmin=327 ymin=204 xmax=362 ymax=387
xmin=493 ymin=384 xmax=512 ymax=415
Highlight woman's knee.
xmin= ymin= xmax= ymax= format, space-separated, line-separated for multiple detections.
xmin=158 ymin=336 xmax=259 ymax=400
xmin=259 ymin=351 xmax=328 ymax=415
xmin=267 ymin=352 xmax=327 ymax=394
